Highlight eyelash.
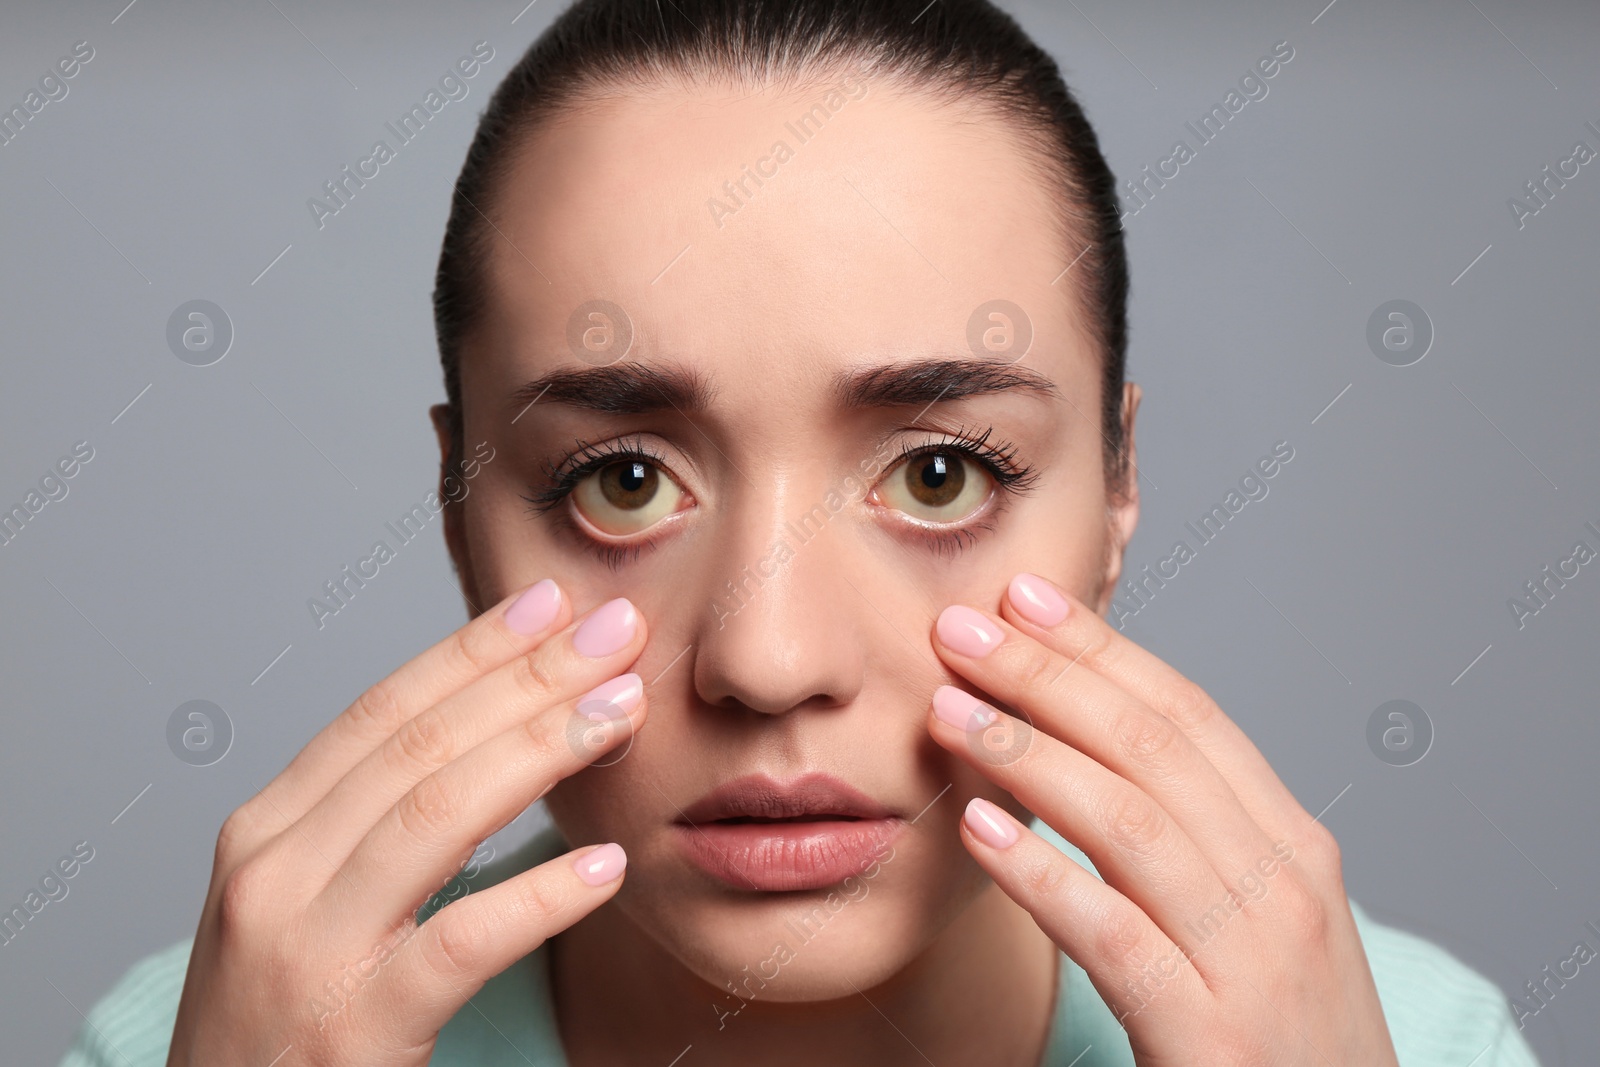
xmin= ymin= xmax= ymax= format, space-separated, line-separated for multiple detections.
xmin=520 ymin=425 xmax=1041 ymax=566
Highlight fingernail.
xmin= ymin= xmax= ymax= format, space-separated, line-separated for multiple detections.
xmin=1008 ymin=572 xmax=1069 ymax=627
xmin=575 ymin=842 xmax=627 ymax=885
xmin=573 ymin=598 xmax=638 ymax=657
xmin=936 ymin=605 xmax=1005 ymax=658
xmin=578 ymin=673 xmax=643 ymax=718
xmin=505 ymin=579 xmax=562 ymax=635
xmin=933 ymin=685 xmax=997 ymax=732
xmin=964 ymin=798 xmax=1019 ymax=849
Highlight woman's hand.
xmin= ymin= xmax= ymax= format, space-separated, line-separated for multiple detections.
xmin=166 ymin=580 xmax=648 ymax=1067
xmin=925 ymin=572 xmax=1399 ymax=1066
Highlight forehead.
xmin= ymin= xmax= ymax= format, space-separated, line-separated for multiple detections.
xmin=472 ymin=74 xmax=1096 ymax=400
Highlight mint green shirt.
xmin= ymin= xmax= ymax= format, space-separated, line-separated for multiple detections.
xmin=59 ymin=817 xmax=1541 ymax=1065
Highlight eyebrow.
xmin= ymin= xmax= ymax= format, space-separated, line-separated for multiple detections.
xmin=507 ymin=357 xmax=1058 ymax=416
xmin=508 ymin=362 xmax=714 ymax=415
xmin=834 ymin=358 xmax=1061 ymax=408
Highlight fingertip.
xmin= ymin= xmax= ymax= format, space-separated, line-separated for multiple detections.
xmin=1006 ymin=572 xmax=1070 ymax=628
xmin=505 ymin=578 xmax=564 ymax=636
xmin=572 ymin=598 xmax=641 ymax=658
xmin=963 ymin=797 xmax=1020 ymax=850
xmin=931 ymin=684 xmax=995 ymax=732
xmin=573 ymin=842 xmax=627 ymax=886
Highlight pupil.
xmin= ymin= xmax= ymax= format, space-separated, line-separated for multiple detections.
xmin=602 ymin=460 xmax=658 ymax=509
xmin=909 ymin=452 xmax=963 ymax=507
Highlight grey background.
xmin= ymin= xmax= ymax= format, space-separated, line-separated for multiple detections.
xmin=2 ymin=0 xmax=1596 ymax=1062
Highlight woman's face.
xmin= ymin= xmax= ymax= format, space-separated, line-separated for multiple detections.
xmin=437 ymin=71 xmax=1140 ymax=999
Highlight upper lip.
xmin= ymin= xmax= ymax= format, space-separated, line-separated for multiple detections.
xmin=676 ymin=772 xmax=895 ymax=824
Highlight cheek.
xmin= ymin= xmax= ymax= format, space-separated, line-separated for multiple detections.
xmin=926 ymin=471 xmax=1111 ymax=615
xmin=458 ymin=476 xmax=583 ymax=599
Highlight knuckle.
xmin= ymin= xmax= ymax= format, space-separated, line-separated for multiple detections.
xmin=446 ymin=623 xmax=501 ymax=679
xmin=1076 ymin=624 xmax=1116 ymax=667
xmin=513 ymin=871 xmax=576 ymax=926
xmin=423 ymin=909 xmax=493 ymax=979
xmin=1165 ymin=679 xmax=1217 ymax=733
xmin=1013 ymin=643 xmax=1063 ymax=696
xmin=396 ymin=774 xmax=460 ymax=841
xmin=1294 ymin=819 xmax=1344 ymax=886
xmin=1104 ymin=791 xmax=1168 ymax=860
xmin=1303 ymin=818 xmax=1342 ymax=867
xmin=215 ymin=806 xmax=263 ymax=866
xmin=1016 ymin=852 xmax=1072 ymax=902
xmin=390 ymin=711 xmax=456 ymax=775
xmin=508 ymin=652 xmax=560 ymax=708
xmin=217 ymin=861 xmax=271 ymax=938
xmin=1112 ymin=707 xmax=1182 ymax=775
xmin=520 ymin=712 xmax=569 ymax=766
xmin=1094 ymin=905 xmax=1149 ymax=968
xmin=350 ymin=675 xmax=408 ymax=737
xmin=1275 ymin=882 xmax=1331 ymax=947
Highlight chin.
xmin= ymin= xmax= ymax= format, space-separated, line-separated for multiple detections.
xmin=604 ymin=819 xmax=993 ymax=1004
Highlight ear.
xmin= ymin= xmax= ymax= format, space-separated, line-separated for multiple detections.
xmin=429 ymin=403 xmax=482 ymax=618
xmin=1094 ymin=381 xmax=1142 ymax=617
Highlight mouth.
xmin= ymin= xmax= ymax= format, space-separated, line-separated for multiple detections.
xmin=672 ymin=772 xmax=904 ymax=892
xmin=676 ymin=772 xmax=896 ymax=824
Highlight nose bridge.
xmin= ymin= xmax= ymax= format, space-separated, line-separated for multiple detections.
xmin=690 ymin=471 xmax=866 ymax=716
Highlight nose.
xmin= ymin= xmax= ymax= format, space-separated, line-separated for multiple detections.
xmin=689 ymin=493 xmax=867 ymax=716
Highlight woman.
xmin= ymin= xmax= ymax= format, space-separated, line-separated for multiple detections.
xmin=63 ymin=0 xmax=1539 ymax=1063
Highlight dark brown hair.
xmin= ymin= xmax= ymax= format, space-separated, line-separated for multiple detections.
xmin=433 ymin=0 xmax=1129 ymax=490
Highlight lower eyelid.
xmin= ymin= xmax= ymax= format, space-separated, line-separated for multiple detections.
xmin=566 ymin=496 xmax=692 ymax=541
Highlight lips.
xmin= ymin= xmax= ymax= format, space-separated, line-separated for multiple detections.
xmin=673 ymin=772 xmax=903 ymax=892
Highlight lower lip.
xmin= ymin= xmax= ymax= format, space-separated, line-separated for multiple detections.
xmin=673 ymin=817 xmax=904 ymax=892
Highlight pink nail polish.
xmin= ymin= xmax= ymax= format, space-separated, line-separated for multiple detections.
xmin=933 ymin=685 xmax=997 ymax=732
xmin=505 ymin=579 xmax=562 ymax=635
xmin=964 ymin=798 xmax=1019 ymax=849
xmin=574 ymin=842 xmax=627 ymax=885
xmin=573 ymin=598 xmax=638 ymax=657
xmin=578 ymin=674 xmax=643 ymax=719
xmin=936 ymin=605 xmax=1005 ymax=658
xmin=1008 ymin=573 xmax=1069 ymax=627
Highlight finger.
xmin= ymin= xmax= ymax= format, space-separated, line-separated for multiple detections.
xmin=317 ymin=671 xmax=645 ymax=926
xmin=287 ymin=597 xmax=646 ymax=879
xmin=957 ymin=797 xmax=1207 ymax=1039
xmin=999 ymin=572 xmax=1313 ymax=837
xmin=250 ymin=579 xmax=569 ymax=830
xmin=928 ymin=689 xmax=1244 ymax=970
xmin=932 ymin=603 xmax=1277 ymax=880
xmin=381 ymin=842 xmax=628 ymax=1049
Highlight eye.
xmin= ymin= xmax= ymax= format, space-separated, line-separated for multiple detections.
xmin=571 ymin=458 xmax=686 ymax=536
xmin=875 ymin=449 xmax=995 ymax=523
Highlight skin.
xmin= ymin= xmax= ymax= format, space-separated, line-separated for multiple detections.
xmin=164 ymin=70 xmax=1401 ymax=1066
